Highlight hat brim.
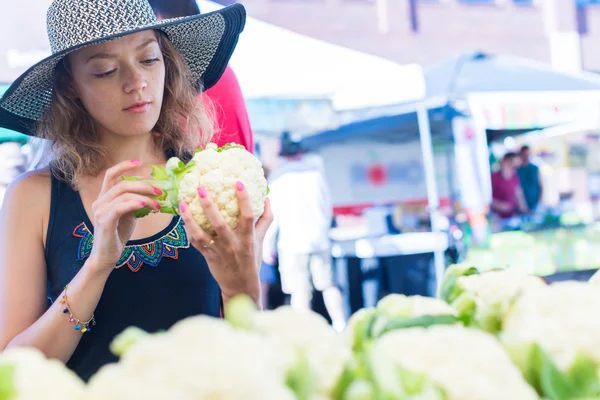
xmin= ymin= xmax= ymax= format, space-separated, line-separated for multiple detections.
xmin=0 ymin=4 xmax=245 ymax=137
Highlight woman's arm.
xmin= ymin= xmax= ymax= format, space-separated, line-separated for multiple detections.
xmin=0 ymin=171 xmax=111 ymax=363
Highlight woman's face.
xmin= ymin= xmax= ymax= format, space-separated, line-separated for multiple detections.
xmin=68 ymin=30 xmax=165 ymax=138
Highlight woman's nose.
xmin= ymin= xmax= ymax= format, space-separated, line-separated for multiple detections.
xmin=122 ymin=68 xmax=148 ymax=93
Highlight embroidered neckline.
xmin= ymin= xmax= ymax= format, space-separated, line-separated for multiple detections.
xmin=73 ymin=219 xmax=189 ymax=272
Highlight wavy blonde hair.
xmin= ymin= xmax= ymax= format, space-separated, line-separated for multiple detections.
xmin=36 ymin=31 xmax=215 ymax=188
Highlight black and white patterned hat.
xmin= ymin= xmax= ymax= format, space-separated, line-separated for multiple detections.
xmin=0 ymin=0 xmax=246 ymax=136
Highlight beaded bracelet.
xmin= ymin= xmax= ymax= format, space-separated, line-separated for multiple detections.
xmin=59 ymin=285 xmax=96 ymax=333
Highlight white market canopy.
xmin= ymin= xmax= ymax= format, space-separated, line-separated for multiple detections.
xmin=198 ymin=0 xmax=426 ymax=111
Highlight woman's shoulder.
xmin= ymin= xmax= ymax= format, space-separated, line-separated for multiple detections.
xmin=0 ymin=169 xmax=52 ymax=243
xmin=4 ymin=168 xmax=52 ymax=209
xmin=8 ymin=168 xmax=51 ymax=192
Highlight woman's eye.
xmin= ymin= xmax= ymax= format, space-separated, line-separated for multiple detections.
xmin=142 ymin=58 xmax=160 ymax=65
xmin=94 ymin=69 xmax=116 ymax=78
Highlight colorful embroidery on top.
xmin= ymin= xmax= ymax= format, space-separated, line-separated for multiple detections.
xmin=72 ymin=220 xmax=189 ymax=272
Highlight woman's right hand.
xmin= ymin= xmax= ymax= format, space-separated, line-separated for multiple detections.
xmin=88 ymin=160 xmax=161 ymax=272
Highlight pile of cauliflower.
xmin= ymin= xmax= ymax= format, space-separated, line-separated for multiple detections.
xmin=6 ymin=265 xmax=600 ymax=400
xmin=128 ymin=142 xmax=268 ymax=236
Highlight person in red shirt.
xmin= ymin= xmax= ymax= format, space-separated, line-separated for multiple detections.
xmin=148 ymin=0 xmax=254 ymax=153
xmin=491 ymin=152 xmax=529 ymax=219
xmin=204 ymin=66 xmax=254 ymax=152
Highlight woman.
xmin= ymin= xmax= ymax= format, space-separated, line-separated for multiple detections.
xmin=0 ymin=0 xmax=270 ymax=382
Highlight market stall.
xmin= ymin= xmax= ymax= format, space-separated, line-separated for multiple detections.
xmin=301 ymin=51 xmax=600 ymax=310
xmin=300 ymin=110 xmax=458 ymax=311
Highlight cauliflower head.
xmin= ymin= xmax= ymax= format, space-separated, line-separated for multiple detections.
xmin=252 ymin=306 xmax=352 ymax=397
xmin=368 ymin=325 xmax=539 ymax=400
xmin=179 ymin=143 xmax=268 ymax=236
xmin=86 ymin=315 xmax=297 ymax=400
xmin=224 ymin=295 xmax=351 ymax=399
xmin=125 ymin=142 xmax=268 ymax=236
xmin=439 ymin=264 xmax=545 ymax=333
xmin=0 ymin=347 xmax=84 ymax=400
xmin=345 ymin=294 xmax=458 ymax=353
xmin=501 ymin=281 xmax=600 ymax=399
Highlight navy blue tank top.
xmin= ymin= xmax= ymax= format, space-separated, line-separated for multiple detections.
xmin=44 ymin=172 xmax=221 ymax=381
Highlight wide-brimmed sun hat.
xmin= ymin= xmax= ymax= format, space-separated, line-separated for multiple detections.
xmin=0 ymin=0 xmax=246 ymax=136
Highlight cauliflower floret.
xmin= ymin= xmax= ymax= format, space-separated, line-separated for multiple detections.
xmin=376 ymin=294 xmax=457 ymax=319
xmin=86 ymin=316 xmax=296 ymax=399
xmin=440 ymin=265 xmax=545 ymax=333
xmin=178 ymin=143 xmax=268 ymax=236
xmin=0 ymin=347 xmax=85 ymax=400
xmin=344 ymin=294 xmax=458 ymax=353
xmin=251 ymin=306 xmax=352 ymax=398
xmin=372 ymin=325 xmax=539 ymax=400
xmin=87 ymin=364 xmax=198 ymax=400
xmin=456 ymin=269 xmax=545 ymax=307
xmin=502 ymin=281 xmax=600 ymax=372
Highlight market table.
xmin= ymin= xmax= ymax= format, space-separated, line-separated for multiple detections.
xmin=331 ymin=231 xmax=449 ymax=314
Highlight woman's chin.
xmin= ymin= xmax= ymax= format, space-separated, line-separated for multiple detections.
xmin=113 ymin=123 xmax=157 ymax=138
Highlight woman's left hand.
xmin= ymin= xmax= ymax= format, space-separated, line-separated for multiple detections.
xmin=179 ymin=182 xmax=273 ymax=307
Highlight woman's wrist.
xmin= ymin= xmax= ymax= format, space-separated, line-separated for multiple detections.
xmin=221 ymin=278 xmax=262 ymax=309
xmin=82 ymin=257 xmax=114 ymax=282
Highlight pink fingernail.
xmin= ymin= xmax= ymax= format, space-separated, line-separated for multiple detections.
xmin=179 ymin=201 xmax=187 ymax=212
xmin=153 ymin=187 xmax=162 ymax=195
xmin=130 ymin=160 xmax=141 ymax=165
xmin=139 ymin=201 xmax=146 ymax=206
xmin=198 ymin=187 xmax=208 ymax=199
xmin=236 ymin=181 xmax=245 ymax=191
xmin=154 ymin=201 xmax=161 ymax=209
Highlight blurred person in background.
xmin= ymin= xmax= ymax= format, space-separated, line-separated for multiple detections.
xmin=263 ymin=138 xmax=346 ymax=331
xmin=517 ymin=145 xmax=543 ymax=212
xmin=148 ymin=0 xmax=254 ymax=153
xmin=491 ymin=152 xmax=529 ymax=220
xmin=0 ymin=0 xmax=268 ymax=382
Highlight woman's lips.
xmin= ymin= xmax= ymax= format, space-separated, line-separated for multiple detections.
xmin=124 ymin=102 xmax=151 ymax=113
